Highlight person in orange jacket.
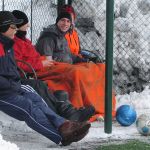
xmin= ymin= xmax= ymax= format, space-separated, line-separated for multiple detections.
xmin=59 ymin=5 xmax=80 ymax=56
xmin=59 ymin=5 xmax=101 ymax=63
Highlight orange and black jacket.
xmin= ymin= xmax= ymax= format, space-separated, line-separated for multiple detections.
xmin=65 ymin=28 xmax=80 ymax=56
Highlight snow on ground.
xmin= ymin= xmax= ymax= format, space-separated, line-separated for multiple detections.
xmin=116 ymin=86 xmax=150 ymax=116
xmin=0 ymin=112 xmax=144 ymax=150
xmin=1 ymin=86 xmax=150 ymax=149
xmin=0 ymin=134 xmax=19 ymax=150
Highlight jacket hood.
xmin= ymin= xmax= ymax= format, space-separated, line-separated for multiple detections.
xmin=42 ymin=24 xmax=66 ymax=37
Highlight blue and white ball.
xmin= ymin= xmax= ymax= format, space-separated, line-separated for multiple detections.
xmin=116 ymin=105 xmax=137 ymax=126
xmin=136 ymin=114 xmax=150 ymax=136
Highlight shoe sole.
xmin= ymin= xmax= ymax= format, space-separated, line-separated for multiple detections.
xmin=73 ymin=128 xmax=89 ymax=142
xmin=62 ymin=129 xmax=89 ymax=146
xmin=61 ymin=123 xmax=91 ymax=146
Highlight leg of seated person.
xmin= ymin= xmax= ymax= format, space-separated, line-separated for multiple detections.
xmin=0 ymin=85 xmax=90 ymax=145
xmin=53 ymin=90 xmax=95 ymax=122
xmin=21 ymin=79 xmax=57 ymax=113
xmin=20 ymin=84 xmax=64 ymax=127
xmin=21 ymin=79 xmax=95 ymax=122
xmin=0 ymin=92 xmax=63 ymax=144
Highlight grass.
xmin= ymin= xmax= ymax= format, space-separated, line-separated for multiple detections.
xmin=96 ymin=140 xmax=150 ymax=150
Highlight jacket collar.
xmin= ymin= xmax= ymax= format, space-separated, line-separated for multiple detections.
xmin=43 ymin=24 xmax=67 ymax=37
xmin=15 ymin=30 xmax=27 ymax=41
xmin=0 ymin=33 xmax=14 ymax=50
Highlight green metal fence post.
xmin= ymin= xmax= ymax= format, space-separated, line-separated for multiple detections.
xmin=57 ymin=0 xmax=65 ymax=14
xmin=105 ymin=0 xmax=114 ymax=133
xmin=68 ymin=0 xmax=73 ymax=5
xmin=2 ymin=0 xmax=4 ymax=10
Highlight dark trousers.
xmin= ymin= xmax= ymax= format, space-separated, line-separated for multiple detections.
xmin=21 ymin=79 xmax=58 ymax=113
xmin=0 ymin=85 xmax=65 ymax=144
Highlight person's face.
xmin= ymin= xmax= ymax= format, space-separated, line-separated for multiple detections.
xmin=18 ymin=23 xmax=30 ymax=31
xmin=2 ymin=24 xmax=17 ymax=39
xmin=57 ymin=18 xmax=71 ymax=32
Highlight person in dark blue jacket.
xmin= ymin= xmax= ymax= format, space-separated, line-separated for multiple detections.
xmin=0 ymin=11 xmax=90 ymax=146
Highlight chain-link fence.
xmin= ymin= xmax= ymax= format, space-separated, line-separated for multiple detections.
xmin=1 ymin=0 xmax=150 ymax=95
xmin=72 ymin=0 xmax=150 ymax=95
xmin=0 ymin=0 xmax=57 ymax=42
xmin=113 ymin=0 xmax=150 ymax=95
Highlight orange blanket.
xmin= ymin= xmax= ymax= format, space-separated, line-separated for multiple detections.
xmin=37 ymin=62 xmax=116 ymax=121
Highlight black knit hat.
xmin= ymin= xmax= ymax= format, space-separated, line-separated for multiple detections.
xmin=0 ymin=11 xmax=23 ymax=33
xmin=56 ymin=12 xmax=72 ymax=24
xmin=12 ymin=10 xmax=29 ymax=28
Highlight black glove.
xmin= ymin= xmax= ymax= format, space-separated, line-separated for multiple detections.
xmin=72 ymin=55 xmax=88 ymax=64
xmin=80 ymin=50 xmax=104 ymax=63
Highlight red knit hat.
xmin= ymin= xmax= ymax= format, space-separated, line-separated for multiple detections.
xmin=59 ymin=5 xmax=76 ymax=19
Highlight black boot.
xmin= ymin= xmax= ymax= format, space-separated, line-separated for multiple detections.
xmin=53 ymin=90 xmax=95 ymax=122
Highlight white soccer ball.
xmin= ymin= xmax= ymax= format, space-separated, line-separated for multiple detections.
xmin=136 ymin=114 xmax=150 ymax=136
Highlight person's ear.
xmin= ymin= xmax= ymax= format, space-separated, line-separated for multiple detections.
xmin=70 ymin=24 xmax=73 ymax=29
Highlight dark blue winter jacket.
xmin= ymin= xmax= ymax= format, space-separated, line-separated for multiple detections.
xmin=0 ymin=34 xmax=21 ymax=98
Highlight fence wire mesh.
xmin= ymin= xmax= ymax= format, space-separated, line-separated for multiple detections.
xmin=0 ymin=0 xmax=150 ymax=95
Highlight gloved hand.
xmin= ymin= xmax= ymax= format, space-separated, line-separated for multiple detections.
xmin=72 ymin=55 xmax=88 ymax=64
xmin=80 ymin=50 xmax=104 ymax=63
